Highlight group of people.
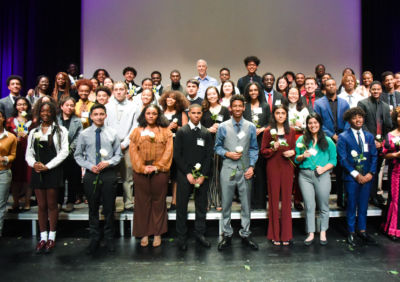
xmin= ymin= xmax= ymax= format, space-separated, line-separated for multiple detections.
xmin=1 ymin=56 xmax=400 ymax=255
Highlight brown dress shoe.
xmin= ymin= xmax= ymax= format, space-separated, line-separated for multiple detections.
xmin=36 ymin=240 xmax=46 ymax=254
xmin=45 ymin=240 xmax=55 ymax=253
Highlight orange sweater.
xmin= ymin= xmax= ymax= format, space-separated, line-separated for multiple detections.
xmin=0 ymin=131 xmax=17 ymax=170
xmin=129 ymin=126 xmax=173 ymax=173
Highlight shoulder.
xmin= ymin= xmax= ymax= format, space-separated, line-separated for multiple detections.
xmin=325 ymin=136 xmax=335 ymax=146
xmin=364 ymin=130 xmax=374 ymax=140
xmin=6 ymin=131 xmax=17 ymax=142
xmin=296 ymin=135 xmax=304 ymax=143
xmin=80 ymin=126 xmax=92 ymax=137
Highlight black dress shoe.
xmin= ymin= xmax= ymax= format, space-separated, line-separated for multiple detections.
xmin=86 ymin=240 xmax=100 ymax=255
xmin=168 ymin=204 xmax=176 ymax=211
xmin=196 ymin=235 xmax=211 ymax=248
xmin=376 ymin=194 xmax=385 ymax=204
xmin=241 ymin=236 xmax=259 ymax=250
xmin=217 ymin=236 xmax=232 ymax=251
xmin=357 ymin=232 xmax=377 ymax=245
xmin=347 ymin=233 xmax=357 ymax=247
xmin=370 ymin=197 xmax=384 ymax=208
xmin=106 ymin=239 xmax=115 ymax=252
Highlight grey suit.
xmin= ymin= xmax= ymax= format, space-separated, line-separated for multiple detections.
xmin=381 ymin=91 xmax=400 ymax=108
xmin=0 ymin=95 xmax=15 ymax=118
xmin=57 ymin=114 xmax=83 ymax=151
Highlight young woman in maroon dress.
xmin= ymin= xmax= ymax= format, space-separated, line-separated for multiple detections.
xmin=6 ymin=97 xmax=33 ymax=212
xmin=261 ymin=104 xmax=296 ymax=246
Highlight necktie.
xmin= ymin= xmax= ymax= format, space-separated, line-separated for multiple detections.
xmin=193 ymin=127 xmax=198 ymax=132
xmin=348 ymin=95 xmax=352 ymax=106
xmin=357 ymin=131 xmax=364 ymax=153
xmin=95 ymin=127 xmax=101 ymax=164
xmin=268 ymin=93 xmax=272 ymax=111
xmin=235 ymin=123 xmax=241 ymax=133
xmin=250 ymin=76 xmax=253 ymax=83
xmin=12 ymin=96 xmax=20 ymax=103
xmin=389 ymin=94 xmax=394 ymax=108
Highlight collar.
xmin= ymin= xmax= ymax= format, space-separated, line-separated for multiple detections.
xmin=188 ymin=121 xmax=202 ymax=130
xmin=188 ymin=95 xmax=199 ymax=101
xmin=114 ymin=98 xmax=127 ymax=105
xmin=197 ymin=75 xmax=209 ymax=82
xmin=231 ymin=117 xmax=243 ymax=126
xmin=306 ymin=92 xmax=315 ymax=98
xmin=351 ymin=127 xmax=364 ymax=136
xmin=0 ymin=130 xmax=9 ymax=139
xmin=264 ymin=89 xmax=274 ymax=95
xmin=91 ymin=124 xmax=105 ymax=131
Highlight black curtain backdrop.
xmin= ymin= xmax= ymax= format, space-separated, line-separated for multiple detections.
xmin=362 ymin=0 xmax=400 ymax=80
xmin=0 ymin=0 xmax=81 ymax=98
xmin=1 ymin=1 xmax=399 ymax=97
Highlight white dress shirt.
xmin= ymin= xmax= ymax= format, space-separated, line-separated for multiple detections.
xmin=338 ymin=91 xmax=363 ymax=108
xmin=350 ymin=127 xmax=366 ymax=178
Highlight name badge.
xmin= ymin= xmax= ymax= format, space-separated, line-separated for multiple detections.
xmin=165 ymin=114 xmax=173 ymax=120
xmin=237 ymin=131 xmax=245 ymax=140
xmin=254 ymin=107 xmax=262 ymax=114
xmin=197 ymin=138 xmax=204 ymax=146
xmin=275 ymin=99 xmax=281 ymax=106
xmin=82 ymin=112 xmax=89 ymax=118
xmin=364 ymin=144 xmax=369 ymax=152
xmin=309 ymin=148 xmax=318 ymax=156
xmin=216 ymin=115 xmax=223 ymax=122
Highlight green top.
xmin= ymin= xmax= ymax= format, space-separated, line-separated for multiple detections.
xmin=295 ymin=135 xmax=337 ymax=170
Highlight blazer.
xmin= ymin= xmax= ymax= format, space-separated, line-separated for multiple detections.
xmin=314 ymin=96 xmax=350 ymax=137
xmin=381 ymin=91 xmax=400 ymax=107
xmin=243 ymin=102 xmax=271 ymax=128
xmin=337 ymin=128 xmax=378 ymax=182
xmin=357 ymin=97 xmax=392 ymax=136
xmin=56 ymin=114 xmax=83 ymax=152
xmin=0 ymin=95 xmax=15 ymax=118
xmin=261 ymin=89 xmax=288 ymax=107
xmin=300 ymin=92 xmax=324 ymax=113
xmin=237 ymin=74 xmax=263 ymax=94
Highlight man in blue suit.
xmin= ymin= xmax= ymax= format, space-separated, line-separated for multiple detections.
xmin=337 ymin=107 xmax=378 ymax=246
xmin=314 ymin=78 xmax=350 ymax=208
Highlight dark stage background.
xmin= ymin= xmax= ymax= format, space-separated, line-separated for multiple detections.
xmin=1 ymin=0 xmax=399 ymax=97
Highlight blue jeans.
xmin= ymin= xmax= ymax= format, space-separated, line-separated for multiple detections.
xmin=0 ymin=169 xmax=12 ymax=236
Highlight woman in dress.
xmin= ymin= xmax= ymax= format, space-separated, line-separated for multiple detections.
xmin=243 ymin=82 xmax=270 ymax=210
xmin=201 ymin=86 xmax=230 ymax=210
xmin=159 ymin=90 xmax=189 ymax=210
xmin=220 ymin=80 xmax=236 ymax=108
xmin=27 ymin=75 xmax=50 ymax=105
xmin=382 ymin=107 xmax=400 ymax=240
xmin=6 ymin=97 xmax=33 ymax=212
xmin=261 ymin=104 xmax=296 ymax=245
xmin=75 ymin=79 xmax=95 ymax=129
xmin=295 ymin=113 xmax=337 ymax=246
xmin=26 ymin=102 xmax=69 ymax=253
xmin=130 ymin=104 xmax=173 ymax=247
xmin=287 ymin=87 xmax=309 ymax=210
xmin=56 ymin=96 xmax=83 ymax=212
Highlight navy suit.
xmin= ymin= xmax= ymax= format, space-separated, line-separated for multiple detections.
xmin=314 ymin=96 xmax=350 ymax=138
xmin=337 ymin=128 xmax=378 ymax=232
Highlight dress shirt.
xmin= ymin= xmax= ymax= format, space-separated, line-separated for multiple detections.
xmin=338 ymin=92 xmax=363 ymax=108
xmin=264 ymin=89 xmax=274 ymax=104
xmin=26 ymin=123 xmax=69 ymax=169
xmin=349 ymin=128 xmax=366 ymax=178
xmin=304 ymin=93 xmax=316 ymax=108
xmin=188 ymin=120 xmax=202 ymax=130
xmin=195 ymin=75 xmax=218 ymax=99
xmin=214 ymin=117 xmax=258 ymax=167
xmin=74 ymin=124 xmax=122 ymax=171
xmin=105 ymin=98 xmax=137 ymax=148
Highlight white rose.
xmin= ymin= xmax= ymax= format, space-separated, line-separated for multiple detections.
xmin=34 ymin=132 xmax=41 ymax=139
xmin=270 ymin=128 xmax=277 ymax=135
xmin=390 ymin=105 xmax=394 ymax=111
xmin=351 ymin=150 xmax=358 ymax=158
xmin=172 ymin=118 xmax=178 ymax=123
xmin=79 ymin=74 xmax=83 ymax=79
xmin=99 ymin=149 xmax=108 ymax=158
xmin=148 ymin=131 xmax=155 ymax=138
xmin=376 ymin=134 xmax=381 ymax=140
xmin=253 ymin=116 xmax=259 ymax=122
xmin=21 ymin=111 xmax=27 ymax=117
xmin=235 ymin=146 xmax=244 ymax=153
xmin=296 ymin=143 xmax=305 ymax=148
xmin=81 ymin=117 xmax=87 ymax=123
xmin=194 ymin=163 xmax=201 ymax=170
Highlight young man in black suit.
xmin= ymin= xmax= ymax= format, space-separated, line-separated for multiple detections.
xmin=237 ymin=56 xmax=263 ymax=94
xmin=381 ymin=71 xmax=400 ymax=110
xmin=174 ymin=104 xmax=213 ymax=251
xmin=262 ymin=72 xmax=287 ymax=112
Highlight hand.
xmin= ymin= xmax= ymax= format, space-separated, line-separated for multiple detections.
xmin=332 ymin=134 xmax=338 ymax=142
xmin=303 ymin=150 xmax=312 ymax=158
xmin=273 ymin=141 xmax=280 ymax=150
xmin=208 ymin=126 xmax=217 ymax=133
xmin=39 ymin=165 xmax=49 ymax=172
xmin=186 ymin=173 xmax=195 ymax=185
xmin=256 ymin=128 xmax=264 ymax=136
xmin=27 ymin=89 xmax=34 ymax=97
xmin=244 ymin=167 xmax=254 ymax=179
xmin=225 ymin=152 xmax=242 ymax=160
xmin=0 ymin=156 xmax=4 ymax=162
xmin=34 ymin=162 xmax=44 ymax=173
xmin=282 ymin=149 xmax=295 ymax=158
xmin=295 ymin=120 xmax=302 ymax=127
xmin=168 ymin=122 xmax=178 ymax=130
xmin=96 ymin=161 xmax=109 ymax=171
xmin=363 ymin=173 xmax=373 ymax=183
xmin=144 ymin=166 xmax=153 ymax=174
xmin=91 ymin=166 xmax=100 ymax=174
xmin=374 ymin=140 xmax=382 ymax=149
xmin=121 ymin=144 xmax=126 ymax=151
xmin=195 ymin=176 xmax=205 ymax=186
xmin=316 ymin=166 xmax=325 ymax=175
xmin=355 ymin=174 xmax=365 ymax=184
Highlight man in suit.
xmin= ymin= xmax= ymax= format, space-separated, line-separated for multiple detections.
xmin=123 ymin=66 xmax=139 ymax=97
xmin=301 ymin=76 xmax=324 ymax=113
xmin=314 ymin=78 xmax=350 ymax=208
xmin=174 ymin=104 xmax=213 ymax=251
xmin=237 ymin=56 xmax=263 ymax=94
xmin=357 ymin=81 xmax=392 ymax=207
xmin=337 ymin=107 xmax=378 ymax=246
xmin=0 ymin=75 xmax=23 ymax=118
xmin=151 ymin=71 xmax=164 ymax=96
xmin=262 ymin=72 xmax=287 ymax=112
xmin=215 ymin=95 xmax=259 ymax=251
xmin=381 ymin=71 xmax=400 ymax=111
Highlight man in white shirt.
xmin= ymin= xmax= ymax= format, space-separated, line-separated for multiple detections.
xmin=338 ymin=74 xmax=364 ymax=108
xmin=105 ymin=81 xmax=137 ymax=211
xmin=195 ymin=59 xmax=218 ymax=99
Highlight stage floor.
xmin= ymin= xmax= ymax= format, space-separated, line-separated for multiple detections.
xmin=1 ymin=217 xmax=400 ymax=281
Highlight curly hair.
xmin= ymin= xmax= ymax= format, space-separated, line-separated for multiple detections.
xmin=343 ymin=107 xmax=366 ymax=122
xmin=158 ymin=90 xmax=189 ymax=113
xmin=75 ymin=79 xmax=93 ymax=92
xmin=137 ymin=104 xmax=169 ymax=128
xmin=34 ymin=101 xmax=62 ymax=150
xmin=391 ymin=106 xmax=400 ymax=129
xmin=341 ymin=74 xmax=357 ymax=89
xmin=33 ymin=96 xmax=57 ymax=122
xmin=244 ymin=82 xmax=263 ymax=103
xmin=201 ymin=86 xmax=221 ymax=112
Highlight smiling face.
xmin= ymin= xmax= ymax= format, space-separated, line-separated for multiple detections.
xmin=142 ymin=79 xmax=153 ymax=90
xmin=38 ymin=77 xmax=49 ymax=92
xmin=350 ymin=114 xmax=364 ymax=130
xmin=263 ymin=75 xmax=275 ymax=89
xmin=206 ymin=88 xmax=219 ymax=105
xmin=246 ymin=61 xmax=257 ymax=74
xmin=362 ymin=73 xmax=373 ymax=87
xmin=222 ymin=82 xmax=234 ymax=96
xmin=278 ymin=78 xmax=288 ymax=92
xmin=90 ymin=108 xmax=107 ymax=127
xmin=231 ymin=99 xmax=245 ymax=119
xmin=8 ymin=79 xmax=22 ymax=95
xmin=274 ymin=108 xmax=287 ymax=125
xmin=40 ymin=104 xmax=52 ymax=123
xmin=124 ymin=71 xmax=135 ymax=82
xmin=295 ymin=73 xmax=305 ymax=87
xmin=151 ymin=73 xmax=161 ymax=86
xmin=197 ymin=60 xmax=207 ymax=77
xmin=78 ymin=85 xmax=90 ymax=101
xmin=16 ymin=99 xmax=28 ymax=114
xmin=307 ymin=117 xmax=320 ymax=135
xmin=61 ymin=99 xmax=75 ymax=116
xmin=248 ymin=84 xmax=259 ymax=101
xmin=90 ymin=78 xmax=99 ymax=90
xmin=166 ymin=94 xmax=176 ymax=108
xmin=288 ymin=88 xmax=300 ymax=104
xmin=370 ymin=83 xmax=382 ymax=100
xmin=219 ymin=70 xmax=230 ymax=83
xmin=104 ymin=78 xmax=113 ymax=90
xmin=141 ymin=89 xmax=153 ymax=106
xmin=96 ymin=70 xmax=106 ymax=83
xmin=145 ymin=106 xmax=158 ymax=125
xmin=96 ymin=91 xmax=109 ymax=105
xmin=383 ymin=75 xmax=395 ymax=91
xmin=305 ymin=78 xmax=317 ymax=94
